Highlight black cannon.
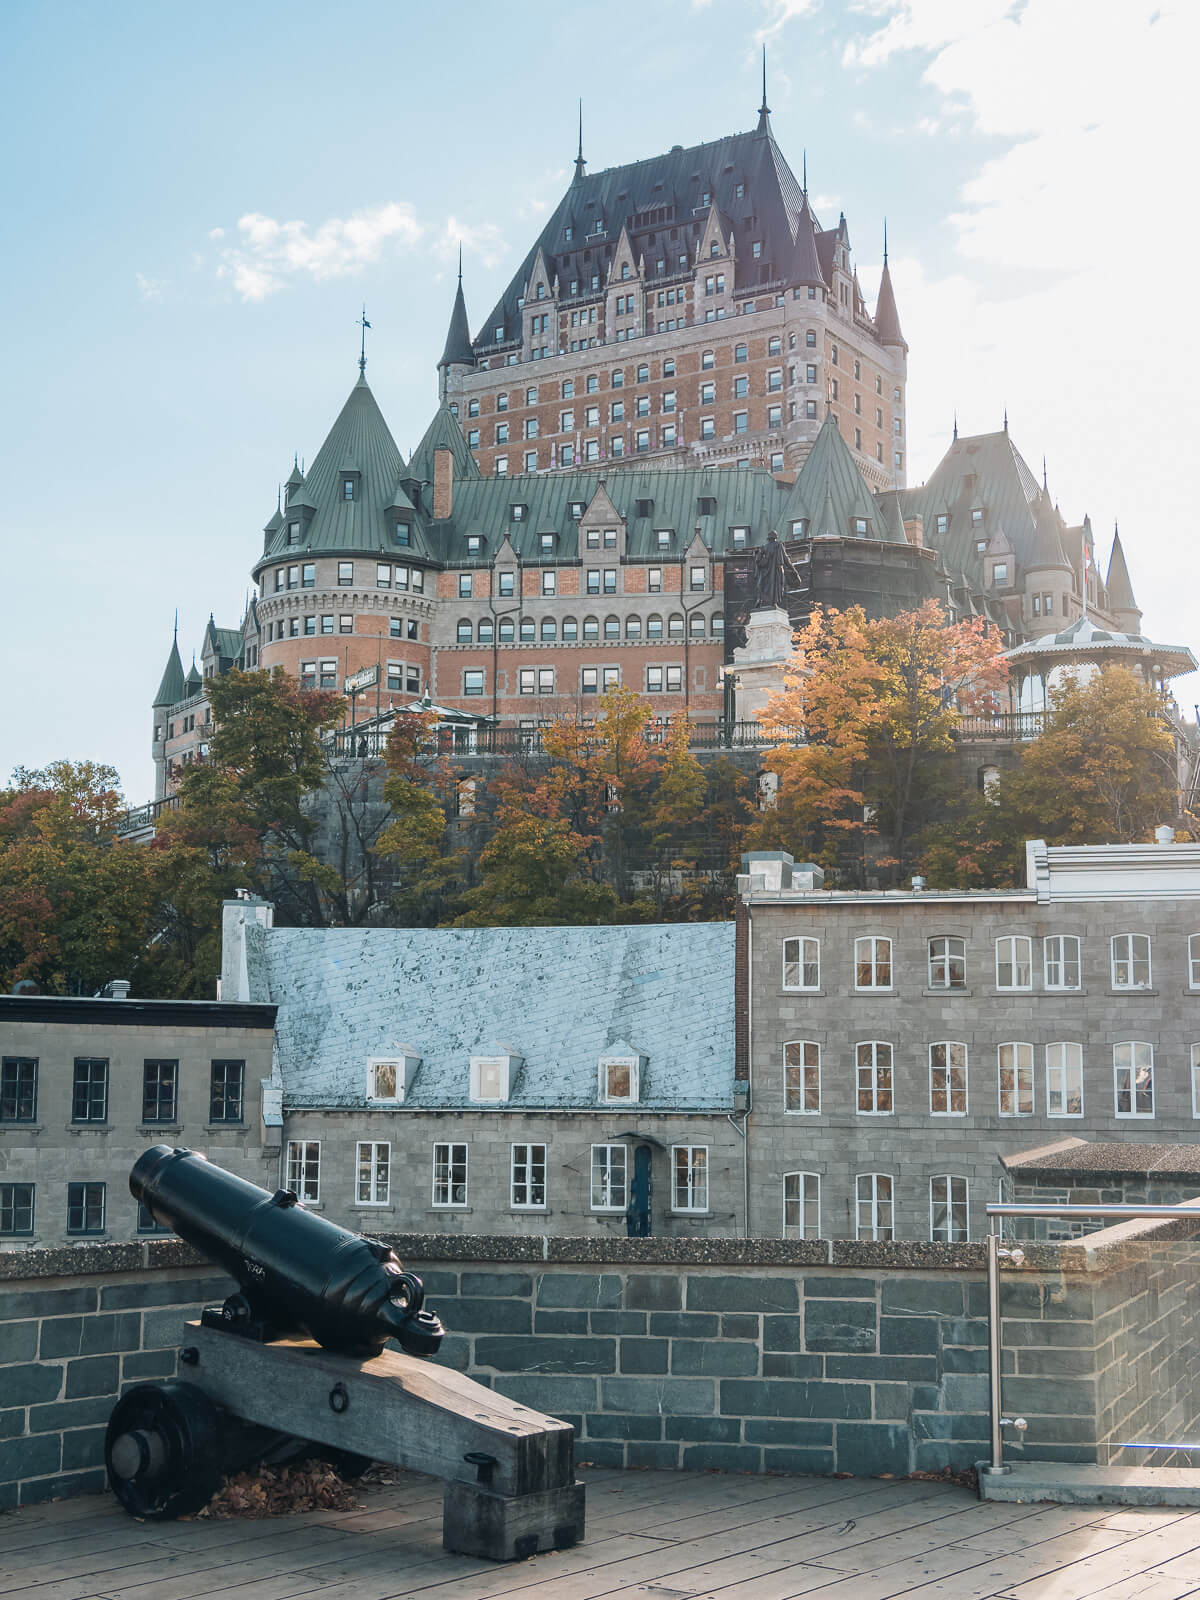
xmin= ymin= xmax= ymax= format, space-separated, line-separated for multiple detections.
xmin=104 ymin=1147 xmax=585 ymax=1560
xmin=128 ymin=1143 xmax=443 ymax=1357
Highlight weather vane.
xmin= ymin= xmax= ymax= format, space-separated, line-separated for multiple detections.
xmin=357 ymin=305 xmax=372 ymax=375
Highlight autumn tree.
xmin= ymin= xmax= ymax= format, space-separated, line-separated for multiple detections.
xmin=0 ymin=761 xmax=159 ymax=995
xmin=752 ymin=601 xmax=1009 ymax=880
xmin=920 ymin=666 xmax=1183 ymax=887
xmin=642 ymin=716 xmax=709 ymax=917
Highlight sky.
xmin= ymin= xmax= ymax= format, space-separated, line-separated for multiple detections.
xmin=2 ymin=0 xmax=1197 ymax=802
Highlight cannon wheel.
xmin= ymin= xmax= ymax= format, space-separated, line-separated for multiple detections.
xmin=105 ymin=1380 xmax=225 ymax=1520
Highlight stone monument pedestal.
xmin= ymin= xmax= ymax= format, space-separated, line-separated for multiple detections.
xmin=731 ymin=607 xmax=795 ymax=723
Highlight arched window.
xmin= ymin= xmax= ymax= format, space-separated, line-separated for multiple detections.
xmin=701 ymin=349 xmax=715 ymax=370
xmin=498 ymin=617 xmax=514 ymax=643
xmin=647 ymin=613 xmax=663 ymax=640
xmin=519 ymin=616 xmax=535 ymax=643
xmin=625 ymin=615 xmax=642 ymax=640
xmin=583 ymin=615 xmax=599 ymax=641
xmin=689 ymin=613 xmax=705 ymax=638
xmin=540 ymin=618 xmax=556 ymax=641
xmin=562 ymin=616 xmax=578 ymax=642
xmin=477 ymin=618 xmax=494 ymax=644
xmin=604 ymin=615 xmax=620 ymax=640
xmin=456 ymin=619 xmax=472 ymax=644
xmin=668 ymin=613 xmax=684 ymax=640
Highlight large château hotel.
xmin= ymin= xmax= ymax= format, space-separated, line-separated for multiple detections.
xmin=149 ymin=99 xmax=1188 ymax=797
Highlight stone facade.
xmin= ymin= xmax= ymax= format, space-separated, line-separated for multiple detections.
xmin=0 ymin=996 xmax=277 ymax=1249
xmin=740 ymin=842 xmax=1200 ymax=1245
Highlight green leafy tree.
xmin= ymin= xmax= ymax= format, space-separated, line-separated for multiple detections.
xmin=374 ymin=711 xmax=463 ymax=924
xmin=0 ymin=761 xmax=158 ymax=995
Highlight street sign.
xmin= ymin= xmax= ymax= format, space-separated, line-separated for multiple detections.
xmin=344 ymin=665 xmax=380 ymax=695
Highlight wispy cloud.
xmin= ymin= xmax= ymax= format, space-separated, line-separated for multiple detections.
xmin=211 ymin=201 xmax=506 ymax=302
xmin=135 ymin=273 xmax=166 ymax=302
xmin=755 ymin=0 xmax=819 ymax=44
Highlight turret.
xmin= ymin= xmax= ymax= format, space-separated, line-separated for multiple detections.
xmin=1106 ymin=522 xmax=1142 ymax=635
xmin=874 ymin=223 xmax=906 ymax=350
xmin=437 ymin=249 xmax=475 ymax=399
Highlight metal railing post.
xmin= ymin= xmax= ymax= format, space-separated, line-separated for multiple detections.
xmin=983 ymin=1229 xmax=1008 ymax=1477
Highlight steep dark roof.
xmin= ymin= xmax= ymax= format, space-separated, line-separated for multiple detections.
xmin=438 ymin=274 xmax=475 ymax=370
xmin=257 ymin=372 xmax=408 ymax=569
xmin=475 ymin=126 xmax=826 ymax=350
xmin=904 ymin=429 xmax=1044 ymax=579
xmin=1106 ymin=525 xmax=1139 ymax=614
xmin=1027 ymin=489 xmax=1072 ymax=571
xmin=153 ymin=637 xmax=186 ymax=707
xmin=873 ymin=259 xmax=905 ymax=348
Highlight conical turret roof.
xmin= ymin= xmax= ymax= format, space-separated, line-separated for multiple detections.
xmin=791 ymin=191 xmax=825 ymax=285
xmin=257 ymin=371 xmax=407 ymax=567
xmin=184 ymin=657 xmax=202 ymax=694
xmin=786 ymin=409 xmax=892 ymax=539
xmin=153 ymin=635 xmax=186 ymax=708
xmin=874 ymin=258 xmax=905 ymax=348
xmin=438 ymin=271 xmax=475 ymax=370
xmin=1027 ymin=489 xmax=1071 ymax=571
xmin=1106 ymin=525 xmax=1139 ymax=614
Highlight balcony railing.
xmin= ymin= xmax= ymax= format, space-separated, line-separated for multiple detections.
xmin=114 ymin=796 xmax=179 ymax=836
xmin=956 ymin=711 xmax=1046 ymax=742
xmin=329 ymin=720 xmax=803 ymax=760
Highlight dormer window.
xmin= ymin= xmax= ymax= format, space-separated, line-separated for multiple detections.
xmin=342 ymin=477 xmax=356 ymax=502
xmin=466 ymin=535 xmax=483 ymax=555
xmin=697 ymin=496 xmax=717 ymax=516
xmin=971 ymin=508 xmax=984 ymax=527
xmin=976 ymin=538 xmax=988 ymax=555
xmin=599 ymin=1054 xmax=640 ymax=1103
xmin=510 ymin=504 xmax=526 ymax=523
xmin=790 ymin=519 xmax=809 ymax=540
xmin=540 ymin=532 xmax=555 ymax=553
xmin=287 ymin=522 xmax=300 ymax=546
xmin=732 ymin=526 xmax=748 ymax=548
xmin=656 ymin=528 xmax=671 ymax=549
xmin=394 ymin=522 xmax=410 ymax=547
xmin=469 ymin=1051 xmax=518 ymax=1103
xmin=991 ymin=561 xmax=1009 ymax=586
xmin=570 ymin=501 xmax=585 ymax=521
xmin=936 ymin=513 xmax=949 ymax=536
xmin=536 ymin=282 xmax=546 ymax=300
xmin=853 ymin=517 xmax=869 ymax=535
xmin=366 ymin=1052 xmax=419 ymax=1103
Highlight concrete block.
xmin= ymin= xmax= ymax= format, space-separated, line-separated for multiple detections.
xmin=744 ymin=1419 xmax=834 ymax=1446
xmin=490 ymin=1375 xmax=598 ymax=1415
xmin=98 ymin=1275 xmax=234 ymax=1311
xmin=475 ymin=1336 xmax=615 ymax=1375
xmin=19 ymin=1468 xmax=105 ymax=1506
xmin=61 ymin=1427 xmax=107 ymax=1470
xmin=575 ymin=1440 xmax=625 ymax=1468
xmin=459 ymin=1272 xmax=532 ymax=1299
xmin=805 ymin=1299 xmax=876 ymax=1353
xmin=763 ymin=1354 xmax=823 ymax=1378
xmin=618 ymin=1338 xmax=669 ymax=1375
xmin=681 ymin=1443 xmax=763 ymax=1472
xmin=804 ymin=1277 xmax=879 ymax=1299
xmin=671 ymin=1340 xmax=759 ymax=1377
xmin=536 ymin=1273 xmax=622 ymax=1309
xmin=601 ymin=1377 xmax=715 ymax=1415
xmin=623 ymin=1274 xmax=682 ymax=1311
xmin=64 ymin=1356 xmax=120 ymax=1399
xmin=3 ymin=1364 xmax=64 ymax=1408
xmin=534 ymin=1311 xmax=589 ymax=1335
xmin=763 ymin=1447 xmax=835 ymax=1475
xmin=879 ymin=1316 xmax=940 ymax=1355
xmin=438 ymin=1298 xmax=532 ymax=1334
xmin=585 ymin=1413 xmax=663 ymax=1440
xmin=978 ymin=1461 xmax=1200 ymax=1507
xmin=720 ymin=1380 xmax=871 ymax=1420
xmin=649 ymin=1312 xmax=719 ymax=1339
xmin=0 ymin=1320 xmax=38 ymax=1363
xmin=0 ymin=1434 xmax=62 ymax=1485
xmin=687 ymin=1276 xmax=798 ymax=1314
xmin=626 ymin=1442 xmax=681 ymax=1470
xmin=589 ymin=1311 xmax=647 ymax=1335
xmin=665 ymin=1415 xmax=741 ymax=1443
xmin=880 ymin=1279 xmax=964 ymax=1317
xmin=834 ymin=1422 xmax=911 ymax=1477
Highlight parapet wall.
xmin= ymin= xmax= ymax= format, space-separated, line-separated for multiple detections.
xmin=4 ymin=1228 xmax=1194 ymax=1510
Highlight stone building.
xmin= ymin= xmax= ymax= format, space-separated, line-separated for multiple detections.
xmin=738 ymin=837 xmax=1200 ymax=1245
xmin=218 ymin=897 xmax=743 ymax=1238
xmin=0 ymin=989 xmax=276 ymax=1248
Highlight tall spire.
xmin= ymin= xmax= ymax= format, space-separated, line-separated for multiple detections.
xmin=756 ymin=45 xmax=771 ymax=134
xmin=1106 ymin=520 xmax=1140 ymax=622
xmin=1042 ymin=455 xmax=1048 ymax=493
xmin=802 ymin=148 xmax=807 ymax=193
xmin=873 ymin=233 xmax=905 ymax=348
xmin=438 ymin=254 xmax=475 ymax=375
xmin=883 ymin=217 xmax=888 ymax=266
xmin=1003 ymin=406 xmax=1008 ymax=433
xmin=952 ymin=411 xmax=958 ymax=442
xmin=573 ymin=100 xmax=586 ymax=181
xmin=357 ymin=304 xmax=371 ymax=377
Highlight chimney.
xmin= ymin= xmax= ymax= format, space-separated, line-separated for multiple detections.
xmin=433 ymin=446 xmax=454 ymax=520
xmin=109 ymin=979 xmax=131 ymax=1000
xmin=1155 ymin=825 xmax=1175 ymax=845
xmin=904 ymin=515 xmax=924 ymax=549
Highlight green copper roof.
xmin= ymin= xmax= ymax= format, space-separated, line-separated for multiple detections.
xmin=257 ymin=372 xmax=408 ymax=569
xmin=905 ymin=428 xmax=1044 ymax=578
xmin=153 ymin=637 xmax=186 ymax=707
xmin=438 ymin=275 xmax=475 ymax=370
xmin=407 ymin=402 xmax=481 ymax=491
xmin=785 ymin=410 xmax=898 ymax=541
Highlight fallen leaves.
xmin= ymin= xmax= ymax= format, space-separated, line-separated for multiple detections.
xmin=196 ymin=1457 xmax=365 ymax=1519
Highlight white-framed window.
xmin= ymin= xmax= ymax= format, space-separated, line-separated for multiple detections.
xmin=929 ymin=1042 xmax=967 ymax=1115
xmin=433 ymin=1142 xmax=468 ymax=1207
xmin=998 ymin=1043 xmax=1034 ymax=1116
xmin=1114 ymin=1042 xmax=1154 ymax=1117
xmin=366 ymin=1055 xmax=415 ymax=1102
xmin=996 ymin=936 xmax=1033 ymax=991
xmin=782 ymin=936 xmax=819 ymax=991
xmin=355 ymin=1142 xmax=390 ymax=1206
xmin=511 ymin=1144 xmax=547 ymax=1209
xmin=672 ymin=1145 xmax=708 ymax=1212
xmin=854 ymin=936 xmax=892 ymax=990
xmin=598 ymin=1055 xmax=639 ymax=1103
xmin=1046 ymin=1042 xmax=1084 ymax=1117
xmin=928 ymin=936 xmax=965 ymax=990
xmin=783 ymin=1172 xmax=820 ymax=1239
xmin=784 ymin=1041 xmax=820 ymax=1114
xmin=856 ymin=1041 xmax=894 ymax=1114
xmin=1192 ymin=1045 xmax=1200 ymax=1117
xmin=285 ymin=1139 xmax=320 ymax=1203
xmin=1044 ymin=935 xmax=1081 ymax=991
xmin=1189 ymin=935 xmax=1200 ymax=988
xmin=930 ymin=1175 xmax=969 ymax=1242
xmin=1111 ymin=933 xmax=1151 ymax=989
xmin=856 ymin=1173 xmax=893 ymax=1240
xmin=469 ymin=1056 xmax=511 ymax=1103
xmin=591 ymin=1144 xmax=628 ymax=1211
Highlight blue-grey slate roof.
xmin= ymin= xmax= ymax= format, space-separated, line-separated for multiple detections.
xmin=246 ymin=922 xmax=736 ymax=1111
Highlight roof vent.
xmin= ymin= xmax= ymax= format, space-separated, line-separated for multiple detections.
xmin=1155 ymin=825 xmax=1176 ymax=846
xmin=911 ymin=875 xmax=926 ymax=892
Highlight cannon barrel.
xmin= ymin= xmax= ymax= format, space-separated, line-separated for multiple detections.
xmin=131 ymin=1145 xmax=443 ymax=1357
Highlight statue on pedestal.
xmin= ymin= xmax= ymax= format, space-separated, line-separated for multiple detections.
xmin=752 ymin=529 xmax=799 ymax=612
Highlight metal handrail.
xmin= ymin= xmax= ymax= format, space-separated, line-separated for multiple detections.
xmin=981 ymin=1201 xmax=1200 ymax=1478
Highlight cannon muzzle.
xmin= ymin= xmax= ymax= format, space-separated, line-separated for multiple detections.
xmin=131 ymin=1145 xmax=443 ymax=1357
